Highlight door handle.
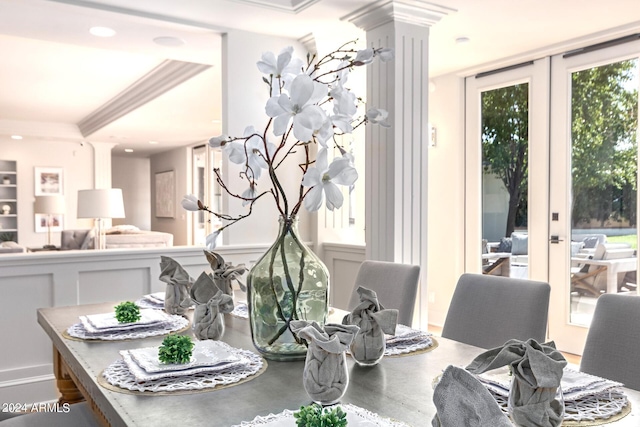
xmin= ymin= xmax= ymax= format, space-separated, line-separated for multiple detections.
xmin=549 ymin=235 xmax=564 ymax=244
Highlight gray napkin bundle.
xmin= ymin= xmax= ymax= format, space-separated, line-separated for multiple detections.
xmin=432 ymin=365 xmax=512 ymax=427
xmin=191 ymin=272 xmax=235 ymax=340
xmin=204 ymin=251 xmax=248 ymax=296
xmin=290 ymin=321 xmax=360 ymax=404
xmin=466 ymin=339 xmax=567 ymax=427
xmin=342 ymin=286 xmax=398 ymax=365
xmin=159 ymin=256 xmax=193 ymax=315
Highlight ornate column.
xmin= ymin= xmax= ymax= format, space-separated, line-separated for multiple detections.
xmin=345 ymin=0 xmax=452 ymax=327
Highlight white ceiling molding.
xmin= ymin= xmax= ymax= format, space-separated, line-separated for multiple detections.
xmin=343 ymin=0 xmax=456 ymax=32
xmin=77 ymin=60 xmax=211 ymax=137
xmin=0 ymin=119 xmax=82 ymax=140
xmin=298 ymin=33 xmax=317 ymax=56
xmin=227 ymin=0 xmax=320 ymax=14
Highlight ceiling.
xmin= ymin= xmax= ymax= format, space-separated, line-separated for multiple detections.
xmin=1 ymin=0 xmax=639 ymax=157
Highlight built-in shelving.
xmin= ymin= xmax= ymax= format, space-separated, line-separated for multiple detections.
xmin=0 ymin=160 xmax=18 ymax=242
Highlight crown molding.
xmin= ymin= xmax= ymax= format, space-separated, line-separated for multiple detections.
xmin=77 ymin=60 xmax=211 ymax=137
xmin=227 ymin=0 xmax=320 ymax=14
xmin=298 ymin=33 xmax=317 ymax=55
xmin=343 ymin=0 xmax=455 ymax=31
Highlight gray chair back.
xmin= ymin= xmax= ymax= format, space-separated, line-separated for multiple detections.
xmin=580 ymin=294 xmax=640 ymax=391
xmin=441 ymin=273 xmax=550 ymax=349
xmin=347 ymin=260 xmax=420 ymax=326
xmin=60 ymin=229 xmax=95 ymax=250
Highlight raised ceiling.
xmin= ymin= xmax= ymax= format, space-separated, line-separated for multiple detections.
xmin=0 ymin=0 xmax=639 ymax=156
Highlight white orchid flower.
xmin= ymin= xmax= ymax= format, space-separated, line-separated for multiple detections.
xmin=313 ymin=117 xmax=334 ymax=148
xmin=333 ymin=60 xmax=350 ymax=85
xmin=302 ymin=149 xmax=358 ymax=211
xmin=265 ymin=74 xmax=327 ymax=142
xmin=354 ymin=48 xmax=374 ymax=66
xmin=376 ymin=47 xmax=395 ymax=62
xmin=241 ymin=183 xmax=257 ymax=207
xmin=209 ymin=134 xmax=246 ymax=164
xmin=181 ymin=194 xmax=200 ymax=211
xmin=242 ymin=126 xmax=275 ymax=180
xmin=366 ymin=108 xmax=391 ymax=128
xmin=330 ymin=86 xmax=357 ymax=117
xmin=206 ymin=230 xmax=221 ymax=250
xmin=330 ymin=114 xmax=353 ymax=134
xmin=257 ymin=46 xmax=302 ymax=78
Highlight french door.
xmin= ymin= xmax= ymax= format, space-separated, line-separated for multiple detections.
xmin=465 ymin=59 xmax=550 ymax=284
xmin=548 ymin=40 xmax=640 ymax=355
xmin=466 ymin=38 xmax=640 ymax=355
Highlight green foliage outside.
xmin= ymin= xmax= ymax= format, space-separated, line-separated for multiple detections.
xmin=482 ymin=59 xmax=638 ymax=237
xmin=571 ymin=60 xmax=638 ymax=228
xmin=482 ymin=83 xmax=529 ymax=237
xmin=605 ymin=234 xmax=638 ymax=249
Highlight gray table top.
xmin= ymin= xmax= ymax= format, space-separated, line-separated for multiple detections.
xmin=38 ymin=303 xmax=640 ymax=427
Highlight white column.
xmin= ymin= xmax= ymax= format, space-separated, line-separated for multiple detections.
xmin=88 ymin=142 xmax=117 ymax=189
xmin=345 ymin=0 xmax=452 ymax=327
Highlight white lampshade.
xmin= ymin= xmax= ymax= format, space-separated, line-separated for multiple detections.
xmin=34 ymin=195 xmax=66 ymax=214
xmin=77 ymin=189 xmax=125 ymax=219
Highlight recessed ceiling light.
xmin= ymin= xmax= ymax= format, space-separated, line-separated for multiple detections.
xmin=90 ymin=26 xmax=116 ymax=37
xmin=11 ymin=135 xmax=22 ymax=140
xmin=153 ymin=36 xmax=185 ymax=47
xmin=124 ymin=148 xmax=134 ymax=153
xmin=148 ymin=141 xmax=159 ymax=145
xmin=455 ymin=36 xmax=470 ymax=45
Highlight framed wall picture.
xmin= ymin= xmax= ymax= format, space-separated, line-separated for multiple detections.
xmin=35 ymin=167 xmax=63 ymax=195
xmin=35 ymin=214 xmax=63 ymax=232
xmin=155 ymin=170 xmax=175 ymax=218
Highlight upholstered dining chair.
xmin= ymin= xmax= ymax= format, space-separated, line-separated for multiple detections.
xmin=580 ymin=293 xmax=640 ymax=391
xmin=347 ymin=260 xmax=420 ymax=326
xmin=441 ymin=273 xmax=550 ymax=349
xmin=0 ymin=402 xmax=98 ymax=426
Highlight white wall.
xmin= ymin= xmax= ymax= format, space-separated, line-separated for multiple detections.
xmin=150 ymin=146 xmax=191 ymax=245
xmin=112 ymin=156 xmax=151 ymax=230
xmin=221 ymin=30 xmax=312 ymax=246
xmin=426 ymin=73 xmax=466 ymax=327
xmin=0 ymin=139 xmax=93 ymax=247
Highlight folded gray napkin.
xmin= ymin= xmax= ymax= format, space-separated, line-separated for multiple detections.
xmin=204 ymin=251 xmax=248 ymax=295
xmin=342 ymin=286 xmax=398 ymax=365
xmin=290 ymin=321 xmax=360 ymax=404
xmin=466 ymin=339 xmax=567 ymax=427
xmin=432 ymin=365 xmax=512 ymax=427
xmin=159 ymin=256 xmax=193 ymax=315
xmin=193 ymin=288 xmax=234 ymax=340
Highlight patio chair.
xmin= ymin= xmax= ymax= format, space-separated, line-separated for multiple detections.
xmin=441 ymin=273 xmax=550 ymax=349
xmin=571 ymin=243 xmax=635 ymax=296
xmin=347 ymin=260 xmax=420 ymax=326
xmin=580 ymin=294 xmax=640 ymax=391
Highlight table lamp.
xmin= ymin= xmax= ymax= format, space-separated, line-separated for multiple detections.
xmin=77 ymin=188 xmax=125 ymax=250
xmin=34 ymin=195 xmax=65 ymax=249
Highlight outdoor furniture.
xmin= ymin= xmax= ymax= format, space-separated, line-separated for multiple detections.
xmin=571 ymin=243 xmax=636 ymax=296
xmin=441 ymin=273 xmax=550 ymax=349
xmin=347 ymin=260 xmax=420 ymax=326
xmin=580 ymin=294 xmax=640 ymax=391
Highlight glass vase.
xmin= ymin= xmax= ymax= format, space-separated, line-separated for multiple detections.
xmin=247 ymin=215 xmax=329 ymax=361
xmin=508 ymin=376 xmax=564 ymax=426
xmin=303 ymin=345 xmax=349 ymax=405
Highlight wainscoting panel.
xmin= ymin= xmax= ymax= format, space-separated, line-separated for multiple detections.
xmin=322 ymin=243 xmax=366 ymax=310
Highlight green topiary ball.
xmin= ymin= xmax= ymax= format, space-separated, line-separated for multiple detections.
xmin=114 ymin=301 xmax=141 ymax=324
xmin=158 ymin=335 xmax=194 ymax=364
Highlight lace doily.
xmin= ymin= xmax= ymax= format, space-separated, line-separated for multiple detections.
xmin=231 ymin=403 xmax=410 ymax=427
xmin=66 ymin=315 xmax=189 ymax=341
xmin=102 ymin=346 xmax=264 ymax=393
xmin=385 ymin=324 xmax=434 ymax=356
xmin=231 ymin=301 xmax=249 ymax=318
xmin=478 ymin=367 xmax=630 ymax=423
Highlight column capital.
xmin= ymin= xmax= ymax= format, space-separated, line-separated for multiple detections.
xmin=343 ymin=0 xmax=455 ymax=32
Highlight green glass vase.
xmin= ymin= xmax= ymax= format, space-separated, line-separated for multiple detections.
xmin=247 ymin=215 xmax=329 ymax=361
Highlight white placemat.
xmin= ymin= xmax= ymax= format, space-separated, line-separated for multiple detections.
xmin=231 ymin=404 xmax=410 ymax=427
xmin=66 ymin=313 xmax=189 ymax=341
xmin=385 ymin=324 xmax=434 ymax=356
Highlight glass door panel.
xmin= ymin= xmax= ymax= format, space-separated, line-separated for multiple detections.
xmin=549 ymin=40 xmax=640 ymax=355
xmin=569 ymin=59 xmax=639 ymax=326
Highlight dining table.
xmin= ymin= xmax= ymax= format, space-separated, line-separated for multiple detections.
xmin=37 ymin=301 xmax=640 ymax=427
